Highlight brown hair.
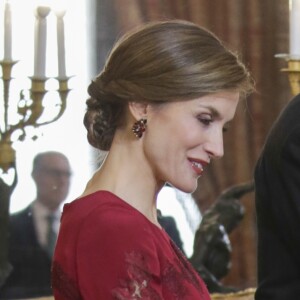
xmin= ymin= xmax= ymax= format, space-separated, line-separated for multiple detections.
xmin=32 ymin=151 xmax=70 ymax=173
xmin=84 ymin=20 xmax=253 ymax=151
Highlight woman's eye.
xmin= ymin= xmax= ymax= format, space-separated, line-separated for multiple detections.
xmin=198 ymin=115 xmax=212 ymax=126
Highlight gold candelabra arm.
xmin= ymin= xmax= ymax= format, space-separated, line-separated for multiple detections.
xmin=0 ymin=60 xmax=18 ymax=133
xmin=0 ymin=61 xmax=71 ymax=173
xmin=11 ymin=77 xmax=70 ymax=131
xmin=275 ymin=54 xmax=300 ymax=96
xmin=0 ymin=140 xmax=15 ymax=173
xmin=282 ymin=60 xmax=300 ymax=96
xmin=34 ymin=77 xmax=71 ymax=126
xmin=25 ymin=78 xmax=47 ymax=125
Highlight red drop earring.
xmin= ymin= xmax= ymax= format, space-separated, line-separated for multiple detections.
xmin=132 ymin=118 xmax=147 ymax=138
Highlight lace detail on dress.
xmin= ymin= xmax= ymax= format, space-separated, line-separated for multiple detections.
xmin=52 ymin=260 xmax=82 ymax=300
xmin=169 ymin=239 xmax=205 ymax=296
xmin=112 ymin=251 xmax=162 ymax=300
xmin=112 ymin=242 xmax=206 ymax=300
xmin=161 ymin=261 xmax=188 ymax=298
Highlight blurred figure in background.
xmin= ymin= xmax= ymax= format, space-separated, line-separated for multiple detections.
xmin=0 ymin=151 xmax=72 ymax=299
xmin=157 ymin=208 xmax=185 ymax=253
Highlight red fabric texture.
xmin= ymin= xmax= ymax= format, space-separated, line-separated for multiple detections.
xmin=52 ymin=191 xmax=211 ymax=299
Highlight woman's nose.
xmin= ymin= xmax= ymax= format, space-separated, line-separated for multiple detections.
xmin=204 ymin=131 xmax=224 ymax=159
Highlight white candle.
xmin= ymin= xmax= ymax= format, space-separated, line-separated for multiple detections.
xmin=4 ymin=0 xmax=12 ymax=61
xmin=33 ymin=6 xmax=50 ymax=78
xmin=290 ymin=0 xmax=300 ymax=56
xmin=55 ymin=9 xmax=66 ymax=78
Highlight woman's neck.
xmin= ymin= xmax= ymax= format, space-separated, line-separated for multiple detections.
xmin=82 ymin=138 xmax=164 ymax=226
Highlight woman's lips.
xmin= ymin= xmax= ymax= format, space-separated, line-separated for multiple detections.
xmin=189 ymin=159 xmax=206 ymax=176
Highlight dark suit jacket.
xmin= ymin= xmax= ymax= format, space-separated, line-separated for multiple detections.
xmin=0 ymin=204 xmax=53 ymax=299
xmin=157 ymin=210 xmax=185 ymax=254
xmin=254 ymin=94 xmax=300 ymax=299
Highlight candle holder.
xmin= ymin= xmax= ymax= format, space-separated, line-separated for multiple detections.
xmin=0 ymin=59 xmax=71 ymax=285
xmin=275 ymin=54 xmax=300 ymax=96
xmin=0 ymin=60 xmax=71 ymax=172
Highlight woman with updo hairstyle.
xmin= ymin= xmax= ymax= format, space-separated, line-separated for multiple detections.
xmin=52 ymin=20 xmax=253 ymax=300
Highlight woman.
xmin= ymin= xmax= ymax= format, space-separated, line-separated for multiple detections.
xmin=52 ymin=20 xmax=253 ymax=299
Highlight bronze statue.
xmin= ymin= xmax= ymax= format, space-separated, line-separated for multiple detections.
xmin=189 ymin=181 xmax=254 ymax=293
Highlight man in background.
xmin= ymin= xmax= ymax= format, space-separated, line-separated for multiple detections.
xmin=157 ymin=209 xmax=185 ymax=253
xmin=255 ymin=93 xmax=300 ymax=299
xmin=0 ymin=151 xmax=72 ymax=299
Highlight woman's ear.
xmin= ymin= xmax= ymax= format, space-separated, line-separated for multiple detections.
xmin=128 ymin=102 xmax=148 ymax=121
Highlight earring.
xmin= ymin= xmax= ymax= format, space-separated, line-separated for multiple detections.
xmin=132 ymin=118 xmax=147 ymax=138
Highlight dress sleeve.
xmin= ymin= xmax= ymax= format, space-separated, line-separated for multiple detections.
xmin=76 ymin=206 xmax=164 ymax=300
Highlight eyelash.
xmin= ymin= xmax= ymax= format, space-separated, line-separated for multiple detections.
xmin=198 ymin=115 xmax=229 ymax=133
xmin=197 ymin=116 xmax=213 ymax=126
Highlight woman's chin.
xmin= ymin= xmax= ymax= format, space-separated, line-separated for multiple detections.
xmin=170 ymin=181 xmax=198 ymax=194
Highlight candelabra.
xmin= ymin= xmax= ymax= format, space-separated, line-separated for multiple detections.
xmin=0 ymin=62 xmax=70 ymax=171
xmin=0 ymin=1 xmax=71 ymax=285
xmin=0 ymin=60 xmax=70 ymax=285
xmin=275 ymin=54 xmax=300 ymax=96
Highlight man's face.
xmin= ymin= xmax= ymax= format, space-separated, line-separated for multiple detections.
xmin=32 ymin=153 xmax=72 ymax=210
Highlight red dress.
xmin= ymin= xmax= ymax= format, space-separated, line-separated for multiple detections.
xmin=52 ymin=191 xmax=211 ymax=300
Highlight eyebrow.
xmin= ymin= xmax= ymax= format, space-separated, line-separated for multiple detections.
xmin=199 ymin=105 xmax=222 ymax=119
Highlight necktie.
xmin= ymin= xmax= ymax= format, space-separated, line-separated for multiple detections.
xmin=46 ymin=213 xmax=57 ymax=258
